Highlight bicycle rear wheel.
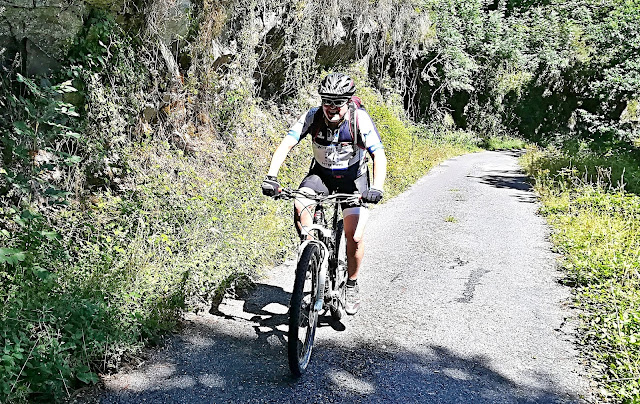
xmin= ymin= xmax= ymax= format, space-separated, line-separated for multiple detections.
xmin=288 ymin=243 xmax=322 ymax=377
xmin=330 ymin=219 xmax=347 ymax=321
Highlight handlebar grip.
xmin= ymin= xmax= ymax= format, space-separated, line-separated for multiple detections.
xmin=261 ymin=180 xmax=281 ymax=197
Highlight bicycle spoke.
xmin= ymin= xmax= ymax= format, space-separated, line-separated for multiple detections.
xmin=300 ymin=308 xmax=310 ymax=328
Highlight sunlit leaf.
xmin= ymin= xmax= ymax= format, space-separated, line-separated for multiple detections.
xmin=0 ymin=248 xmax=26 ymax=265
xmin=64 ymin=155 xmax=83 ymax=165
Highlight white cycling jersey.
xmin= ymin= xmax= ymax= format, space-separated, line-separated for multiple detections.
xmin=286 ymin=107 xmax=384 ymax=174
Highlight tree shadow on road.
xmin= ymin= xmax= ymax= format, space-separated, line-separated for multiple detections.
xmin=97 ymin=282 xmax=587 ymax=404
xmin=235 ymin=282 xmax=346 ymax=354
xmin=477 ymin=168 xmax=539 ymax=204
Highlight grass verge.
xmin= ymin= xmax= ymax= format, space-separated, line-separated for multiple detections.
xmin=521 ymin=146 xmax=640 ymax=402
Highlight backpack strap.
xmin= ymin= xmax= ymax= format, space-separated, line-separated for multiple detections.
xmin=347 ymin=100 xmax=371 ymax=175
xmin=303 ymin=107 xmax=325 ymax=140
xmin=348 ymin=101 xmax=360 ymax=158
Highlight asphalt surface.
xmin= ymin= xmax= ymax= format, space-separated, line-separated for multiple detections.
xmin=94 ymin=150 xmax=592 ymax=403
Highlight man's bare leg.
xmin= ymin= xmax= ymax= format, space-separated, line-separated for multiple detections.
xmin=343 ymin=207 xmax=368 ymax=315
xmin=343 ymin=207 xmax=369 ymax=279
xmin=293 ymin=187 xmax=316 ymax=240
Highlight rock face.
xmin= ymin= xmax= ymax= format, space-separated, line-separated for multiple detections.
xmin=0 ymin=0 xmax=359 ymax=92
xmin=0 ymin=0 xmax=195 ymax=76
xmin=0 ymin=0 xmax=87 ymax=75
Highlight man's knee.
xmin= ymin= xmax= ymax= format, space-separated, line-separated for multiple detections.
xmin=294 ymin=187 xmax=316 ymax=214
xmin=344 ymin=207 xmax=368 ymax=245
xmin=345 ymin=228 xmax=363 ymax=244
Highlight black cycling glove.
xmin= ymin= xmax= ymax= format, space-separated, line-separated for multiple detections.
xmin=261 ymin=175 xmax=281 ymax=197
xmin=362 ymin=188 xmax=383 ymax=204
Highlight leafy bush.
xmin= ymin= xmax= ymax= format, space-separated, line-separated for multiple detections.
xmin=1 ymin=12 xmax=151 ymax=401
xmin=356 ymin=84 xmax=477 ymax=196
xmin=478 ymin=135 xmax=528 ymax=150
xmin=0 ymin=71 xmax=112 ymax=402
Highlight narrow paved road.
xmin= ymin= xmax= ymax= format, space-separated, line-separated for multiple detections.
xmin=96 ymin=151 xmax=592 ymax=403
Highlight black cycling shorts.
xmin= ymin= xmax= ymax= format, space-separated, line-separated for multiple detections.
xmin=299 ymin=163 xmax=369 ymax=207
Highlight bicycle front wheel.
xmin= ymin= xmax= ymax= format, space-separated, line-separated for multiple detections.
xmin=288 ymin=243 xmax=322 ymax=377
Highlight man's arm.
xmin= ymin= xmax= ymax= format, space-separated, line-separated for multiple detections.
xmin=370 ymin=148 xmax=387 ymax=191
xmin=356 ymin=108 xmax=386 ymax=191
xmin=267 ymin=135 xmax=299 ymax=177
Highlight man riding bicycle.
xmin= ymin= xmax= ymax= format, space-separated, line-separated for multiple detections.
xmin=261 ymin=72 xmax=387 ymax=315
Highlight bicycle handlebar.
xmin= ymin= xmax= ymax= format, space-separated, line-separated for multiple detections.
xmin=276 ymin=188 xmax=362 ymax=205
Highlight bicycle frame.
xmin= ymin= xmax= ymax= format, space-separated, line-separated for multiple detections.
xmin=279 ymin=189 xmax=360 ymax=314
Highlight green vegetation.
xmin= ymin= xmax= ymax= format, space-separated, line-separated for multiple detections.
xmin=1 ymin=0 xmax=638 ymax=401
xmin=0 ymin=17 xmax=476 ymax=401
xmin=522 ymin=147 xmax=640 ymax=402
xmin=478 ymin=135 xmax=528 ymax=151
xmin=353 ymin=76 xmax=478 ymax=197
xmin=0 ymin=14 xmax=153 ymax=401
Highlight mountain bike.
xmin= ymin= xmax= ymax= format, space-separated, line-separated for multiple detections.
xmin=276 ymin=188 xmax=361 ymax=377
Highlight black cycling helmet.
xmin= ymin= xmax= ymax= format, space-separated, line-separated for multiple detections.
xmin=318 ymin=73 xmax=356 ymax=99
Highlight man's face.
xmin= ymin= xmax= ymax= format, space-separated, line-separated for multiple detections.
xmin=322 ymin=97 xmax=349 ymax=123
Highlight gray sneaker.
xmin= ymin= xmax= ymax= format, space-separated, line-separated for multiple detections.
xmin=345 ymin=283 xmax=360 ymax=315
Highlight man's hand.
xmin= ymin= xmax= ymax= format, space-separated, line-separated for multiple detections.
xmin=261 ymin=175 xmax=281 ymax=197
xmin=362 ymin=188 xmax=383 ymax=204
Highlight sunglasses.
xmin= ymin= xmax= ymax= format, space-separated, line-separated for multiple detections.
xmin=322 ymin=98 xmax=349 ymax=107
